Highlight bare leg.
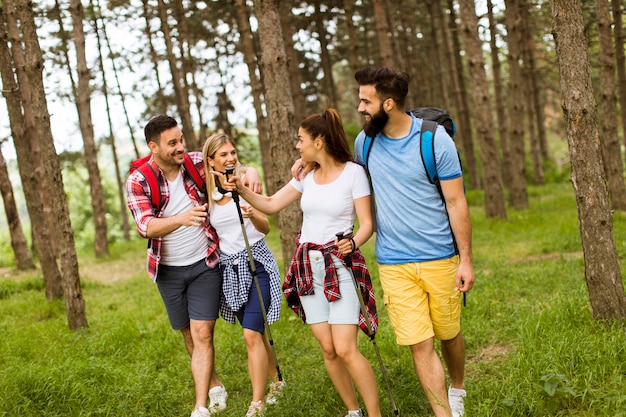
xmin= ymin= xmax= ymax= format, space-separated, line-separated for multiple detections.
xmin=310 ymin=322 xmax=360 ymax=411
xmin=331 ymin=324 xmax=381 ymax=417
xmin=181 ymin=319 xmax=217 ymax=411
xmin=410 ymin=337 xmax=452 ymax=417
xmin=182 ymin=326 xmax=222 ymax=389
xmin=243 ymin=328 xmax=270 ymax=402
xmin=263 ymin=333 xmax=279 ymax=383
xmin=441 ymin=332 xmax=465 ymax=390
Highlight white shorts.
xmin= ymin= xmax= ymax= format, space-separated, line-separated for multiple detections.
xmin=299 ymin=250 xmax=360 ymax=325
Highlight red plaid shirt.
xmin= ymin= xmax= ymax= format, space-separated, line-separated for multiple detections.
xmin=283 ymin=235 xmax=378 ymax=336
xmin=125 ymin=152 xmax=219 ymax=281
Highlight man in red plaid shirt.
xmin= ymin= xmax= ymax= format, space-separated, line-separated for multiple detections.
xmin=126 ymin=115 xmax=261 ymax=417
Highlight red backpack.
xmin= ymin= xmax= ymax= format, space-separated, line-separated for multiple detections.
xmin=129 ymin=153 xmax=204 ymax=211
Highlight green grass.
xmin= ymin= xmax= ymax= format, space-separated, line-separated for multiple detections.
xmin=1 ymin=182 xmax=626 ymax=416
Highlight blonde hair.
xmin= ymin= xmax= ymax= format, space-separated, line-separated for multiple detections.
xmin=202 ymin=132 xmax=243 ymax=212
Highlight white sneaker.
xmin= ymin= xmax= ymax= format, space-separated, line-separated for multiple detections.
xmin=208 ymin=385 xmax=228 ymax=413
xmin=265 ymin=380 xmax=285 ymax=405
xmin=344 ymin=409 xmax=364 ymax=417
xmin=190 ymin=406 xmax=210 ymax=417
xmin=448 ymin=387 xmax=466 ymax=417
xmin=245 ymin=400 xmax=264 ymax=417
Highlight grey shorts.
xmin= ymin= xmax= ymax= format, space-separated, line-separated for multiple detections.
xmin=156 ymin=259 xmax=222 ymax=330
xmin=299 ymin=251 xmax=360 ymax=325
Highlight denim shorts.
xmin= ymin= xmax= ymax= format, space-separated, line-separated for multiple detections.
xmin=234 ymin=262 xmax=271 ymax=333
xmin=156 ymin=259 xmax=222 ymax=330
xmin=299 ymin=250 xmax=360 ymax=325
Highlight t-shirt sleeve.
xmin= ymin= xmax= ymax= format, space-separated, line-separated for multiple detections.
xmin=351 ymin=163 xmax=371 ymax=200
xmin=434 ymin=126 xmax=462 ymax=181
xmin=354 ymin=132 xmax=366 ymax=165
xmin=289 ymin=176 xmax=304 ymax=193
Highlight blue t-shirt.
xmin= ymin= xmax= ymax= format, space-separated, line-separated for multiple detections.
xmin=354 ymin=114 xmax=462 ymax=264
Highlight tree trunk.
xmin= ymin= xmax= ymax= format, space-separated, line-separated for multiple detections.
xmin=372 ymin=0 xmax=394 ymax=67
xmin=596 ymin=0 xmax=626 ymax=210
xmin=343 ymin=0 xmax=362 ymax=121
xmin=313 ymin=0 xmax=337 ymax=109
xmin=253 ymin=0 xmax=302 ymax=265
xmin=172 ymin=0 xmax=207 ymax=146
xmin=425 ymin=0 xmax=448 ymax=107
xmin=91 ymin=0 xmax=130 ymax=241
xmin=611 ymin=0 xmax=626 ymax=150
xmin=2 ymin=0 xmax=64 ymax=299
xmin=504 ymin=0 xmax=529 ymax=209
xmin=69 ymin=0 xmax=109 ymax=257
xmin=232 ymin=0 xmax=272 ymax=193
xmin=458 ymin=0 xmax=507 ymax=219
xmin=551 ymin=0 xmax=626 ymax=320
xmin=156 ymin=0 xmax=197 ymax=151
xmin=96 ymin=0 xmax=140 ymax=159
xmin=447 ymin=0 xmax=480 ymax=190
xmin=0 ymin=145 xmax=34 ymax=270
xmin=16 ymin=0 xmax=88 ymax=329
xmin=142 ymin=0 xmax=167 ymax=115
xmin=278 ymin=1 xmax=307 ymax=125
xmin=487 ymin=0 xmax=511 ymax=190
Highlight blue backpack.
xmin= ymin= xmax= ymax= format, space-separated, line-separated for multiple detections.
xmin=362 ymin=107 xmax=459 ymax=186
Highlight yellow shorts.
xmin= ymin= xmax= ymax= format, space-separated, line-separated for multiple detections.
xmin=379 ymin=256 xmax=461 ymax=345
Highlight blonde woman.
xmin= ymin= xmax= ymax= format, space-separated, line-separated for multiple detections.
xmin=202 ymin=133 xmax=284 ymax=417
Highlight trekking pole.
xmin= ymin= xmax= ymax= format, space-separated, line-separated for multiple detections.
xmin=336 ymin=233 xmax=399 ymax=416
xmin=225 ymin=167 xmax=283 ymax=382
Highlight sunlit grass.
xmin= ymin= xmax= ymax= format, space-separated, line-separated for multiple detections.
xmin=1 ymin=181 xmax=625 ymax=416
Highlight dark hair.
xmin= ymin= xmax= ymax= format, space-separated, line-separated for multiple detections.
xmin=144 ymin=115 xmax=178 ymax=145
xmin=354 ymin=67 xmax=410 ymax=108
xmin=300 ymin=108 xmax=352 ymax=163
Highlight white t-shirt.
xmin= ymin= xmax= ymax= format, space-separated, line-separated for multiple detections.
xmin=160 ymin=173 xmax=208 ymax=266
xmin=289 ymin=161 xmax=370 ymax=245
xmin=210 ymin=197 xmax=265 ymax=255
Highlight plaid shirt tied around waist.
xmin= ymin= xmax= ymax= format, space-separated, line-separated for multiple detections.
xmin=283 ymin=235 xmax=378 ymax=336
xmin=219 ymin=239 xmax=282 ymax=325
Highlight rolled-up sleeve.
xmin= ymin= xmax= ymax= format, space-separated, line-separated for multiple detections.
xmin=126 ymin=172 xmax=156 ymax=238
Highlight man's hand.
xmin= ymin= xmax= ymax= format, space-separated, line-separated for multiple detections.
xmin=242 ymin=166 xmax=262 ymax=194
xmin=290 ymin=158 xmax=315 ymax=181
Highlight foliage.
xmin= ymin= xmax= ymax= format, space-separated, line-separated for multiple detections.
xmin=1 ymin=182 xmax=625 ymax=416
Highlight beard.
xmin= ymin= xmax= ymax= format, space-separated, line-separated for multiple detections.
xmin=362 ymin=104 xmax=389 ymax=138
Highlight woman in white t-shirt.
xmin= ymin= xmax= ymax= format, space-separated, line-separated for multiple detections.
xmin=202 ymin=133 xmax=283 ymax=417
xmin=219 ymin=109 xmax=381 ymax=417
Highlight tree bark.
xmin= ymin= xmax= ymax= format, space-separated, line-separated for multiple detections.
xmin=2 ymin=0 xmax=63 ymax=299
xmin=447 ymin=0 xmax=480 ymax=189
xmin=253 ymin=0 xmax=302 ymax=265
xmin=611 ymin=0 xmax=626 ymax=149
xmin=156 ymin=0 xmax=197 ymax=151
xmin=372 ymin=0 xmax=394 ymax=67
xmin=487 ymin=0 xmax=511 ymax=190
xmin=91 ymin=0 xmax=130 ymax=241
xmin=16 ymin=0 xmax=88 ymax=329
xmin=142 ymin=0 xmax=167 ymax=115
xmin=0 ymin=144 xmax=34 ymax=270
xmin=551 ymin=0 xmax=626 ymax=320
xmin=504 ymin=0 xmax=529 ymax=209
xmin=232 ymin=0 xmax=272 ymax=193
xmin=69 ymin=0 xmax=109 ymax=257
xmin=278 ymin=1 xmax=307 ymax=124
xmin=596 ymin=0 xmax=626 ymax=210
xmin=458 ymin=0 xmax=507 ymax=219
xmin=313 ymin=0 xmax=337 ymax=109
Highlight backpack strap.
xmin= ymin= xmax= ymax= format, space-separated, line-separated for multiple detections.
xmin=182 ymin=153 xmax=204 ymax=192
xmin=136 ymin=161 xmax=162 ymax=210
xmin=420 ymin=119 xmax=439 ymax=184
xmin=363 ymin=135 xmax=375 ymax=169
